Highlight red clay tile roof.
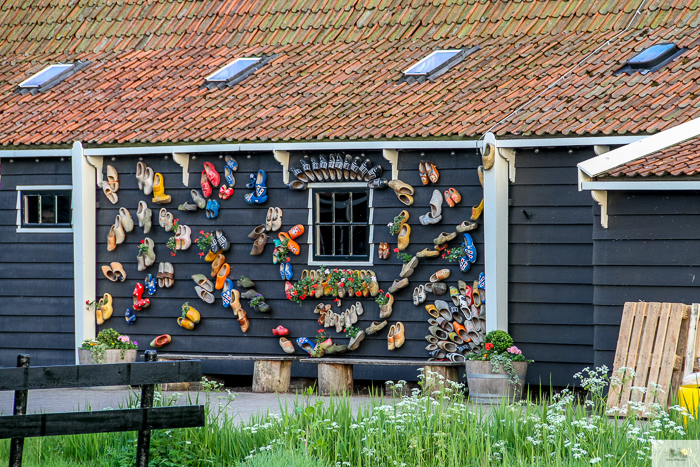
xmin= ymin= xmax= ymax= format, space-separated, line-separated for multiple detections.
xmin=0 ymin=0 xmax=699 ymax=146
xmin=604 ymin=135 xmax=700 ymax=177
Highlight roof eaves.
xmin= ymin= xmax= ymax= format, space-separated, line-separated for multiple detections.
xmin=577 ymin=116 xmax=700 ymax=178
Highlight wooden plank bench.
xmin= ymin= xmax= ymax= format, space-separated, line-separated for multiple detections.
xmin=300 ymin=358 xmax=463 ymax=396
xmin=154 ymin=354 xmax=300 ymax=393
xmin=0 ymin=351 xmax=204 ymax=467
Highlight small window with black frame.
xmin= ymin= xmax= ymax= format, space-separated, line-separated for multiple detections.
xmin=20 ymin=190 xmax=72 ymax=228
xmin=313 ymin=188 xmax=369 ymax=262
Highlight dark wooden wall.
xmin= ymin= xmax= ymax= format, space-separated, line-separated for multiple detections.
xmin=0 ymin=157 xmax=75 ymax=367
xmin=508 ymin=148 xmax=596 ymax=386
xmin=592 ymin=190 xmax=700 ymax=371
xmin=96 ymin=150 xmax=483 ymax=382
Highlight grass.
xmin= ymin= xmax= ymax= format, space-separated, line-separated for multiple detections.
xmin=0 ymin=368 xmax=698 ymax=466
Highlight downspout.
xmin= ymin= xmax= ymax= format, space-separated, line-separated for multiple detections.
xmin=72 ymin=141 xmax=97 ymax=362
xmin=482 ymin=132 xmax=511 ymax=332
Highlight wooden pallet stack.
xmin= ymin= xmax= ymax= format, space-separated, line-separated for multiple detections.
xmin=606 ymin=302 xmax=697 ymax=415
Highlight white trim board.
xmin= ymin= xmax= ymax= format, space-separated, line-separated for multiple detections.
xmin=0 ymin=135 xmax=647 ymax=159
xmin=578 ymin=117 xmax=700 ymax=178
xmin=581 ymin=181 xmax=700 ymax=191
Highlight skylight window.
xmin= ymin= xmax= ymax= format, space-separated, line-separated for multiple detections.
xmin=629 ymin=44 xmax=678 ymax=69
xmin=19 ymin=64 xmax=74 ymax=88
xmin=404 ymin=50 xmax=461 ymax=75
xmin=206 ymin=58 xmax=262 ymax=82
xmin=614 ymin=43 xmax=686 ymax=75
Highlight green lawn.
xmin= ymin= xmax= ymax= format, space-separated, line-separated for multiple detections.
xmin=1 ymin=368 xmax=696 ymax=466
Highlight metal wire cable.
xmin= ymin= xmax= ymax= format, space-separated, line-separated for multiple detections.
xmin=481 ymin=0 xmax=650 ymax=138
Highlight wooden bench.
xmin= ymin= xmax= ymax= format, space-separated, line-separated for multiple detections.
xmin=0 ymin=351 xmax=204 ymax=467
xmin=300 ymin=358 xmax=463 ymax=396
xmin=154 ymin=354 xmax=299 ymax=393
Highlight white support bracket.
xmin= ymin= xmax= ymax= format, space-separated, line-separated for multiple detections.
xmin=172 ymin=152 xmax=190 ymax=186
xmin=591 ymin=190 xmax=608 ymax=228
xmin=85 ymin=155 xmax=103 ymax=187
xmin=274 ymin=150 xmax=290 ymax=184
xmin=498 ymin=148 xmax=516 ymax=183
xmin=383 ymin=149 xmax=398 ymax=180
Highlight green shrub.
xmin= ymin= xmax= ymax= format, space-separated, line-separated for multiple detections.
xmin=237 ymin=450 xmax=332 ymax=467
xmin=484 ymin=330 xmax=513 ymax=353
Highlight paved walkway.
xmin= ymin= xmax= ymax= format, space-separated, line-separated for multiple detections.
xmin=0 ymin=387 xmax=381 ymax=423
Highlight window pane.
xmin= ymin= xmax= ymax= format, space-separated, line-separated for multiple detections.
xmin=317 ymin=225 xmax=334 ymax=256
xmin=352 ymin=192 xmax=368 ymax=223
xmin=405 ymin=50 xmax=459 ymax=75
xmin=352 ymin=226 xmax=369 ymax=256
xmin=56 ymin=195 xmax=71 ymax=224
xmin=24 ymin=195 xmax=39 ymax=224
xmin=334 ymin=193 xmax=351 ymax=223
xmin=335 ymin=226 xmax=350 ymax=256
xmin=317 ymin=193 xmax=333 ymax=222
xmin=41 ymin=194 xmax=56 ymax=224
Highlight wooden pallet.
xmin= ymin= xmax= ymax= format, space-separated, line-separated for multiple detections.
xmin=607 ymin=302 xmax=691 ymax=414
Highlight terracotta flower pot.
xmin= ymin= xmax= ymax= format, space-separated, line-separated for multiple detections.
xmin=79 ymin=349 xmax=137 ymax=365
xmin=177 ymin=317 xmax=195 ymax=330
xmin=465 ymin=360 xmax=528 ymax=405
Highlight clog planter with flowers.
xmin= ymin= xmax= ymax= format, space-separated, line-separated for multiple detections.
xmin=178 ymin=302 xmax=201 ymax=330
xmin=286 ymin=267 xmax=379 ymax=304
xmin=79 ymin=328 xmax=138 ymax=364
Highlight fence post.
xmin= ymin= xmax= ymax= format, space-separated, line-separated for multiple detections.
xmin=9 ymin=354 xmax=30 ymax=467
xmin=135 ymin=350 xmax=157 ymax=467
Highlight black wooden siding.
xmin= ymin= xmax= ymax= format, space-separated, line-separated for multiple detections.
xmin=96 ymin=150 xmax=483 ymax=382
xmin=592 ymin=190 xmax=700 ymax=371
xmin=508 ymin=148 xmax=596 ymax=386
xmin=0 ymin=157 xmax=75 ymax=367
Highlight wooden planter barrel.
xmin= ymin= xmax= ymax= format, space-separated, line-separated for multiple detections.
xmin=465 ymin=360 xmax=528 ymax=405
xmin=79 ymin=349 xmax=137 ymax=364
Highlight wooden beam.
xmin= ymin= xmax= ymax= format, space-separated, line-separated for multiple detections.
xmin=0 ymin=406 xmax=205 ymax=439
xmin=0 ymin=360 xmax=202 ymax=391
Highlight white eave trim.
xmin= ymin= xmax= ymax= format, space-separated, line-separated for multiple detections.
xmin=0 ymin=135 xmax=659 ymax=158
xmin=498 ymin=135 xmax=644 ymax=148
xmin=581 ymin=181 xmax=700 ymax=191
xmin=577 ymin=117 xmax=700 ymax=178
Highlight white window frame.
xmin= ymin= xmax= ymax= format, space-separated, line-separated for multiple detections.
xmin=306 ymin=182 xmax=374 ymax=267
xmin=404 ymin=49 xmax=461 ymax=76
xmin=16 ymin=185 xmax=74 ymax=233
xmin=205 ymin=57 xmax=261 ymax=82
xmin=18 ymin=64 xmax=74 ymax=88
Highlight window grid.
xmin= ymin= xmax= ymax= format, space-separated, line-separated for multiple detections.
xmin=21 ymin=191 xmax=71 ymax=227
xmin=314 ymin=189 xmax=369 ymax=261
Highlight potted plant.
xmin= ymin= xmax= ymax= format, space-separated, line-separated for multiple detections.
xmin=465 ymin=330 xmax=532 ymax=405
xmin=79 ymin=328 xmax=138 ymax=364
